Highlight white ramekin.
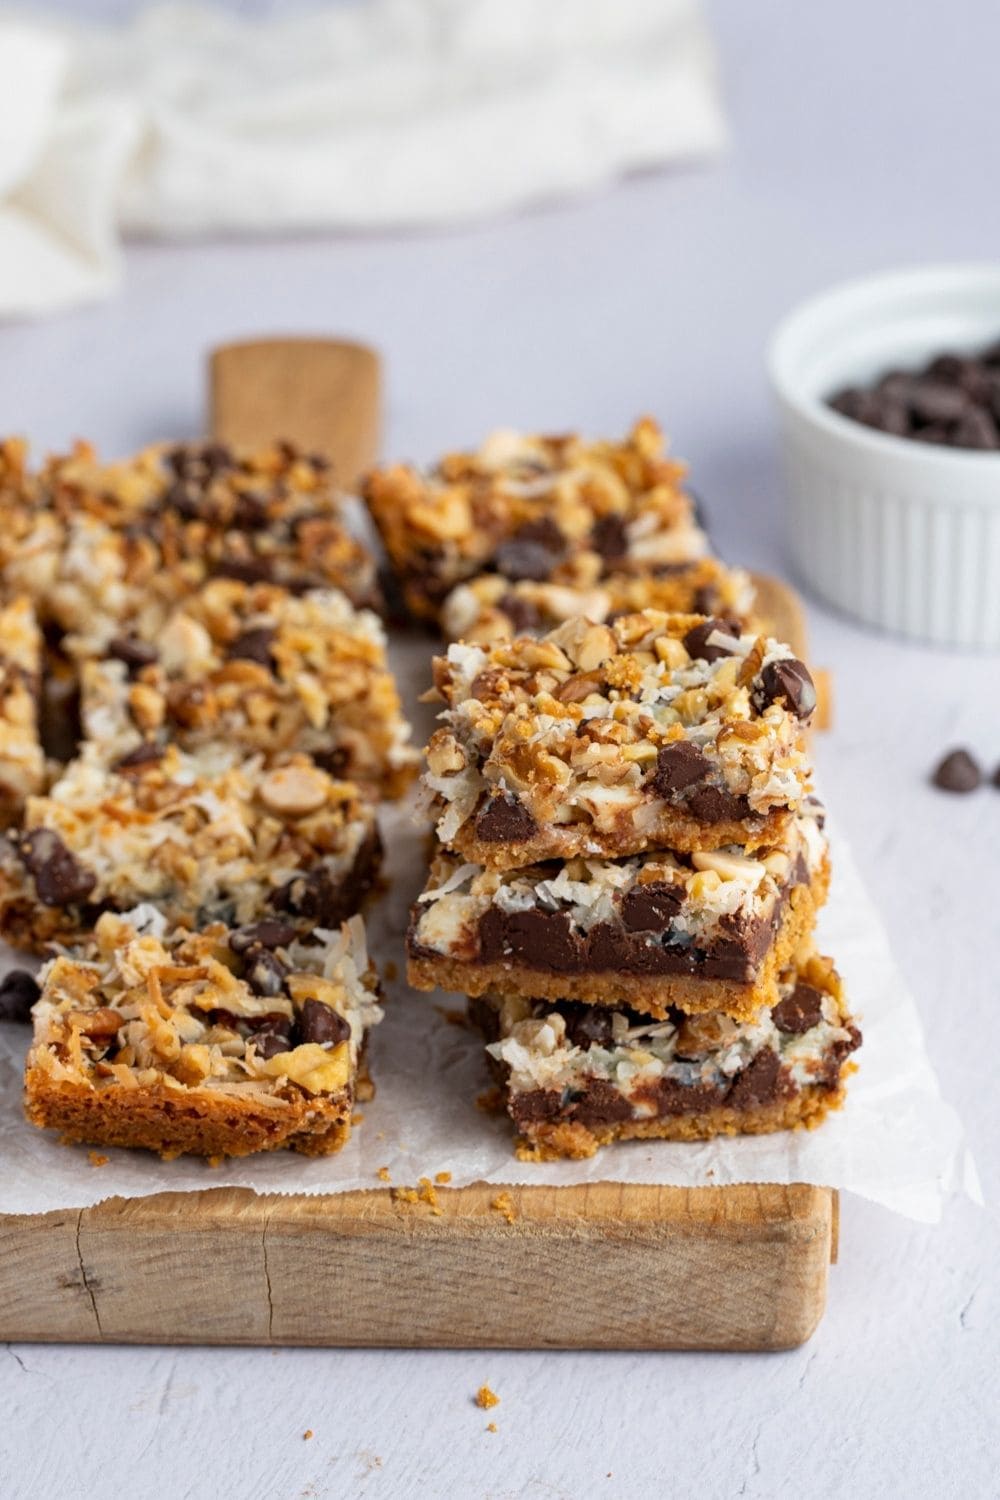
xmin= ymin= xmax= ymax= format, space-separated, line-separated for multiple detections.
xmin=768 ymin=265 xmax=1000 ymax=648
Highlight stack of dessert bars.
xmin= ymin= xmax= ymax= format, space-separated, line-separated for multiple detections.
xmin=0 ymin=438 xmax=416 ymax=1159
xmin=366 ymin=419 xmax=861 ymax=1158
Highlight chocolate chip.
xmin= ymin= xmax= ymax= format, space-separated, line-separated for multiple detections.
xmin=252 ymin=1028 xmax=293 ymax=1060
xmin=683 ymin=617 xmax=740 ymax=663
xmin=909 ymin=381 xmax=970 ymax=424
xmin=619 ymin=881 xmax=684 ymax=931
xmin=650 ymin=741 xmax=710 ymax=797
xmin=113 ymin=741 xmax=163 ymax=772
xmin=298 ymin=999 xmax=350 ymax=1046
xmin=229 ymin=919 xmax=297 ymax=954
xmin=493 ymin=519 xmax=565 ymax=582
xmin=931 ymin=748 xmax=981 ymax=793
xmin=753 ymin=658 xmax=816 ymax=720
xmin=557 ymin=1002 xmax=615 ymax=1050
xmin=590 ymin=514 xmax=628 ymax=565
xmin=0 ymin=969 xmax=40 ymax=1023
xmin=951 ymin=406 xmax=1000 ymax=450
xmin=19 ymin=829 xmax=96 ymax=907
xmin=993 ymin=764 xmax=1000 ymax=790
xmin=686 ymin=785 xmax=752 ymax=822
xmin=772 ymin=982 xmax=825 ymax=1034
xmin=228 ymin=627 xmax=277 ymax=668
xmin=475 ymin=794 xmax=538 ymax=844
xmin=214 ymin=558 xmax=275 ymax=585
xmin=311 ymin=745 xmax=352 ymax=778
xmin=107 ymin=636 xmax=158 ymax=673
xmin=244 ymin=946 xmax=288 ymax=998
xmin=498 ymin=593 xmax=544 ymax=635
xmin=232 ymin=492 xmax=271 ymax=530
xmin=727 ymin=1048 xmax=787 ymax=1109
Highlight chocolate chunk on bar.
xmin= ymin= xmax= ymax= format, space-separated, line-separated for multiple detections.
xmin=408 ymin=807 xmax=828 ymax=1020
xmin=473 ymin=952 xmax=860 ymax=1160
xmin=80 ymin=579 xmax=417 ymax=799
xmin=0 ymin=745 xmax=380 ymax=953
xmin=0 ymin=439 xmax=379 ymax=662
xmin=364 ymin=418 xmax=707 ymax=623
xmin=23 ymin=910 xmax=382 ymax=1158
xmin=440 ymin=558 xmax=756 ymax=645
xmin=423 ymin=610 xmax=815 ymax=867
xmin=0 ymin=597 xmax=45 ymax=825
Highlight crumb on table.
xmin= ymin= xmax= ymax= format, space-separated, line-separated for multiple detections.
xmin=87 ymin=1150 xmax=109 ymax=1168
xmin=303 ymin=1430 xmax=314 ymax=1441
xmin=475 ymin=1385 xmax=500 ymax=1410
xmin=376 ymin=1165 xmax=391 ymax=1183
xmin=491 ymin=1192 xmax=517 ymax=1224
xmin=435 ymin=1170 xmax=452 ymax=1184
xmin=486 ymin=1422 xmax=498 ymax=1434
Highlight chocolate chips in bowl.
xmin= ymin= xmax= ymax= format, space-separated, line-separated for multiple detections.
xmin=828 ymin=341 xmax=1000 ymax=449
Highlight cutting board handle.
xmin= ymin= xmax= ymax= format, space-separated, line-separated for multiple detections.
xmin=209 ymin=337 xmax=381 ymax=487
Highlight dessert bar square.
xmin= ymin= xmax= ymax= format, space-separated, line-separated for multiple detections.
xmin=80 ymin=579 xmax=417 ymax=798
xmin=440 ymin=558 xmax=755 ymax=645
xmin=0 ymin=746 xmax=380 ymax=952
xmin=0 ymin=439 xmax=379 ymax=661
xmin=364 ymin=418 xmax=707 ymax=622
xmin=408 ymin=806 xmax=828 ymax=1021
xmin=474 ymin=951 xmax=860 ymax=1160
xmin=424 ymin=611 xmax=816 ymax=867
xmin=24 ymin=909 xmax=382 ymax=1158
xmin=0 ymin=597 xmax=45 ymax=825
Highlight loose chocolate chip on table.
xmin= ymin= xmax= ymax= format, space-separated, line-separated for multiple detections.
xmin=19 ymin=829 xmax=97 ymax=907
xmin=753 ymin=658 xmax=816 ymax=720
xmin=229 ymin=919 xmax=298 ymax=954
xmin=650 ymin=741 xmax=710 ymax=797
xmin=931 ymin=748 xmax=982 ymax=794
xmin=107 ymin=636 xmax=158 ymax=672
xmin=682 ymin=617 xmax=740 ymax=663
xmin=475 ymin=794 xmax=538 ymax=843
xmin=299 ymin=999 xmax=351 ymax=1046
xmin=228 ymin=627 xmax=277 ymax=668
xmin=772 ymin=982 xmax=825 ymax=1035
xmin=0 ymin=969 xmax=40 ymax=1023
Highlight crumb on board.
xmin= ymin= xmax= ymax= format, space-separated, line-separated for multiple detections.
xmin=303 ymin=1430 xmax=313 ymax=1442
xmin=87 ymin=1151 xmax=109 ymax=1168
xmin=475 ymin=1385 xmax=500 ymax=1410
xmin=491 ymin=1192 xmax=517 ymax=1225
xmin=476 ymin=1086 xmax=504 ymax=1114
xmin=376 ymin=1165 xmax=391 ymax=1183
xmin=384 ymin=960 xmax=398 ymax=981
xmin=207 ymin=1154 xmax=224 ymax=1169
xmin=351 ymin=1112 xmax=365 ymax=1126
xmin=486 ymin=1422 xmax=498 ymax=1434
xmin=390 ymin=1177 xmax=443 ymax=1215
xmin=435 ymin=1170 xmax=452 ymax=1184
xmin=434 ymin=1005 xmax=469 ymax=1028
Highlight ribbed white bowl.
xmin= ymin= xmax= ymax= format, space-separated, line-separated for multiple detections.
xmin=768 ymin=266 xmax=1000 ymax=648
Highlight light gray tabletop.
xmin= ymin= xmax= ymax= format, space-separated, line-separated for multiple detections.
xmin=1 ymin=2 xmax=997 ymax=1497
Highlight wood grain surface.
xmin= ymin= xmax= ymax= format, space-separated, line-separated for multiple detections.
xmin=0 ymin=341 xmax=839 ymax=1353
xmin=0 ymin=1183 xmax=836 ymax=1350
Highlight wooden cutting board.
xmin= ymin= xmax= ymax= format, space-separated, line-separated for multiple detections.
xmin=0 ymin=340 xmax=838 ymax=1351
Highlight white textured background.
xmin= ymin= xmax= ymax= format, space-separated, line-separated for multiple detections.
xmin=1 ymin=2 xmax=998 ymax=1497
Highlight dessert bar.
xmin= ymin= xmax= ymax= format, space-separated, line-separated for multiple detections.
xmin=424 ymin=611 xmax=816 ymax=866
xmin=474 ymin=951 xmax=860 ymax=1159
xmin=408 ymin=806 xmax=828 ymax=1021
xmin=0 ymin=438 xmax=379 ymax=661
xmin=364 ymin=418 xmax=707 ymax=622
xmin=440 ymin=558 xmax=755 ymax=645
xmin=80 ymin=579 xmax=417 ymax=798
xmin=24 ymin=908 xmax=382 ymax=1157
xmin=0 ymin=597 xmax=45 ymax=825
xmin=0 ymin=745 xmax=380 ymax=952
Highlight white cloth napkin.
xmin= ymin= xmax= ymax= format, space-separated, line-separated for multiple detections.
xmin=0 ymin=0 xmax=727 ymax=317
